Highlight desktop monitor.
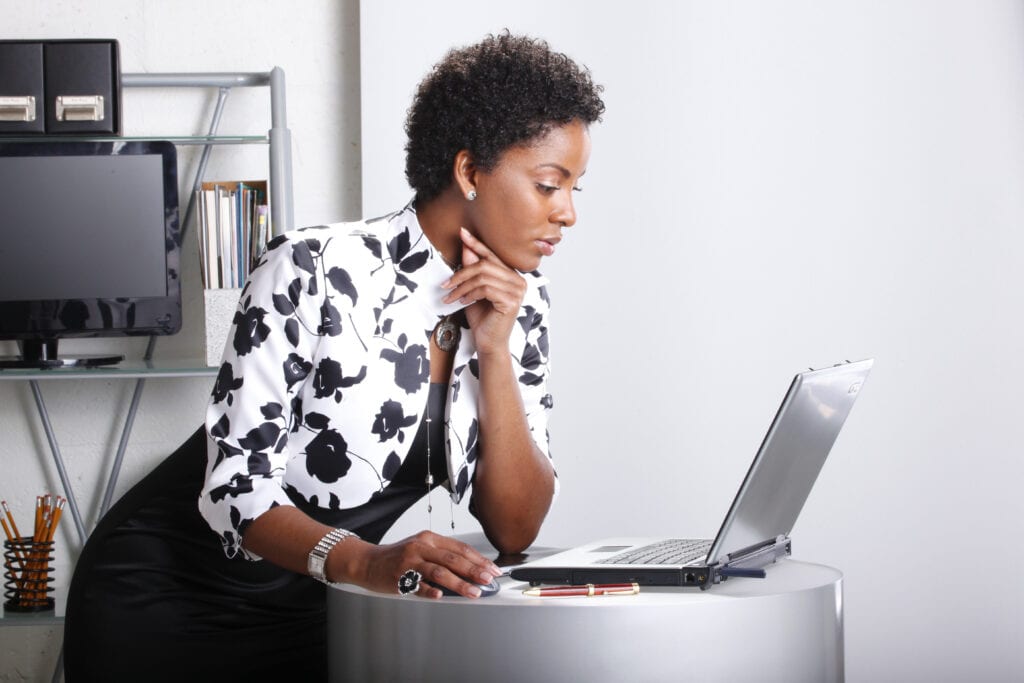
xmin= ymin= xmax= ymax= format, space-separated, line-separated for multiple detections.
xmin=0 ymin=140 xmax=181 ymax=368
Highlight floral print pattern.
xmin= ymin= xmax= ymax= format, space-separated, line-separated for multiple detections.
xmin=198 ymin=204 xmax=554 ymax=560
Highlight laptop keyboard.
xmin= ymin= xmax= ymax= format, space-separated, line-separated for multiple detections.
xmin=599 ymin=539 xmax=711 ymax=566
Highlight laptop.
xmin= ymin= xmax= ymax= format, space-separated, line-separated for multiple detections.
xmin=510 ymin=359 xmax=873 ymax=589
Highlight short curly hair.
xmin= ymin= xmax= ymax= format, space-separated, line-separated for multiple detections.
xmin=405 ymin=32 xmax=605 ymax=202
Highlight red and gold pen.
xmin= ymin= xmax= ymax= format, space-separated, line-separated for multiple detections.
xmin=522 ymin=582 xmax=640 ymax=597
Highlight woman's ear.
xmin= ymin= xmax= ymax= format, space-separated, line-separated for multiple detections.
xmin=453 ymin=150 xmax=478 ymax=201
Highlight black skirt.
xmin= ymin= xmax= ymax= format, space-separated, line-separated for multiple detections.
xmin=65 ymin=386 xmax=449 ymax=682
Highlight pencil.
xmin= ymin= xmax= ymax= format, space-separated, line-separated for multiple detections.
xmin=31 ymin=497 xmax=62 ymax=603
xmin=1 ymin=516 xmax=27 ymax=594
xmin=1 ymin=500 xmax=23 ymax=540
xmin=44 ymin=499 xmax=63 ymax=543
xmin=0 ymin=514 xmax=16 ymax=548
xmin=33 ymin=497 xmax=43 ymax=543
xmin=1 ymin=516 xmax=21 ymax=559
xmin=38 ymin=495 xmax=52 ymax=542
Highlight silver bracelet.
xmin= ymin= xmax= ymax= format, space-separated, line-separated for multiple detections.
xmin=307 ymin=527 xmax=358 ymax=584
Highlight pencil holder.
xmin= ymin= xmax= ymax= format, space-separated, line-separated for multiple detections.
xmin=3 ymin=537 xmax=55 ymax=613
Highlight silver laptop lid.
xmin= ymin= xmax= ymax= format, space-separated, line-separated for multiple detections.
xmin=707 ymin=359 xmax=873 ymax=565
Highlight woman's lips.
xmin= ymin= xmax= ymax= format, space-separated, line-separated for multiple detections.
xmin=536 ymin=238 xmax=560 ymax=256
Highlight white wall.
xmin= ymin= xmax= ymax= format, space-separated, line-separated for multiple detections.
xmin=1 ymin=1 xmax=360 ymax=678
xmin=362 ymin=2 xmax=1024 ymax=681
xmin=4 ymin=2 xmax=1022 ymax=681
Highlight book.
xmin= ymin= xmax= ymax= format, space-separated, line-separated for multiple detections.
xmin=195 ymin=180 xmax=270 ymax=289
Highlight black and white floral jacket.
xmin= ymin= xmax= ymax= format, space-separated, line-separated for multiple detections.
xmin=199 ymin=203 xmax=555 ymax=560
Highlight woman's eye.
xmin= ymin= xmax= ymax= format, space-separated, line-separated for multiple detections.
xmin=537 ymin=184 xmax=559 ymax=194
xmin=572 ymin=186 xmax=583 ymax=193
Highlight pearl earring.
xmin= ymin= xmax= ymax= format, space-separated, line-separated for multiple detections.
xmin=466 ymin=190 xmax=477 ymax=201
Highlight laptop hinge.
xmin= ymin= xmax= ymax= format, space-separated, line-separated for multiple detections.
xmin=705 ymin=535 xmax=792 ymax=588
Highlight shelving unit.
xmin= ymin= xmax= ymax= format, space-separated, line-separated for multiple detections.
xmin=1 ymin=69 xmax=294 ymax=237
xmin=0 ymin=69 xmax=293 ymax=681
xmin=122 ymin=69 xmax=294 ymax=236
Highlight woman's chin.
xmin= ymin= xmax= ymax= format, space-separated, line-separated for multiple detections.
xmin=512 ymin=253 xmax=545 ymax=273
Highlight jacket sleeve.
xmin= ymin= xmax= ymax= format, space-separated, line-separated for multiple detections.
xmin=517 ymin=279 xmax=556 ymax=473
xmin=198 ymin=234 xmax=323 ymax=560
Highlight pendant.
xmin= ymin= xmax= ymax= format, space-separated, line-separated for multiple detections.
xmin=434 ymin=316 xmax=461 ymax=352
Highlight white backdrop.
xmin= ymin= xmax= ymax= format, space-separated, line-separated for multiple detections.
xmin=363 ymin=2 xmax=1024 ymax=681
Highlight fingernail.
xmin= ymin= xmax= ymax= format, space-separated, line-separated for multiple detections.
xmin=440 ymin=278 xmax=452 ymax=288
xmin=468 ymin=585 xmax=482 ymax=598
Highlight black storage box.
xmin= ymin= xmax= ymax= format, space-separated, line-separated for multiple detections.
xmin=0 ymin=42 xmax=44 ymax=134
xmin=0 ymin=39 xmax=121 ymax=136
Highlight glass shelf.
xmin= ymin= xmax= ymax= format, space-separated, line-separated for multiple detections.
xmin=0 ymin=134 xmax=268 ymax=145
xmin=0 ymin=358 xmax=219 ymax=381
xmin=0 ymin=358 xmax=217 ymax=630
xmin=0 ymin=594 xmax=66 ymax=627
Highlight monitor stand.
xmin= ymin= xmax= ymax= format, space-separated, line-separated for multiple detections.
xmin=0 ymin=339 xmax=124 ymax=369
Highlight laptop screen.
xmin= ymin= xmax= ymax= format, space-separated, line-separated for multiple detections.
xmin=707 ymin=359 xmax=873 ymax=564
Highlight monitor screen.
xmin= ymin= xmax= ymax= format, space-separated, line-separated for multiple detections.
xmin=0 ymin=140 xmax=180 ymax=367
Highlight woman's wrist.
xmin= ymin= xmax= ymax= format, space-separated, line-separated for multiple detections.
xmin=474 ymin=347 xmax=514 ymax=371
xmin=306 ymin=528 xmax=359 ymax=583
xmin=325 ymin=536 xmax=371 ymax=585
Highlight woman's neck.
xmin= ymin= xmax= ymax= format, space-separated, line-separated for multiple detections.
xmin=415 ymin=188 xmax=467 ymax=269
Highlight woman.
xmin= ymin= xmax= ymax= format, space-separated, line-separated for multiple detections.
xmin=65 ymin=31 xmax=603 ymax=681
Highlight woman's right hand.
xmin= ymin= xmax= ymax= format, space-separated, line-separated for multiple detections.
xmin=331 ymin=530 xmax=502 ymax=599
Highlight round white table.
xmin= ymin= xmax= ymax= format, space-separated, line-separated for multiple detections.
xmin=328 ymin=556 xmax=843 ymax=682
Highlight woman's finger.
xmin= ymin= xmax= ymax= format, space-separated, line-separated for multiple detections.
xmin=443 ymin=257 xmax=525 ymax=301
xmin=459 ymin=227 xmax=492 ymax=265
xmin=419 ymin=562 xmax=490 ymax=598
xmin=420 ymin=538 xmax=501 ymax=585
xmin=443 ymin=272 xmax=523 ymax=309
xmin=378 ymin=532 xmax=500 ymax=597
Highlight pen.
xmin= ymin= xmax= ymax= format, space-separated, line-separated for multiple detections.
xmin=522 ymin=582 xmax=640 ymax=597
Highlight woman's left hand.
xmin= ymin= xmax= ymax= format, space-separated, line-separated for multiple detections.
xmin=442 ymin=227 xmax=526 ymax=355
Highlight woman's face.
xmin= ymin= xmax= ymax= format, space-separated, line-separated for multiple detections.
xmin=466 ymin=119 xmax=592 ymax=272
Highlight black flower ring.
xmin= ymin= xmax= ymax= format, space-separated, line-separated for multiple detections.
xmin=398 ymin=569 xmax=422 ymax=595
